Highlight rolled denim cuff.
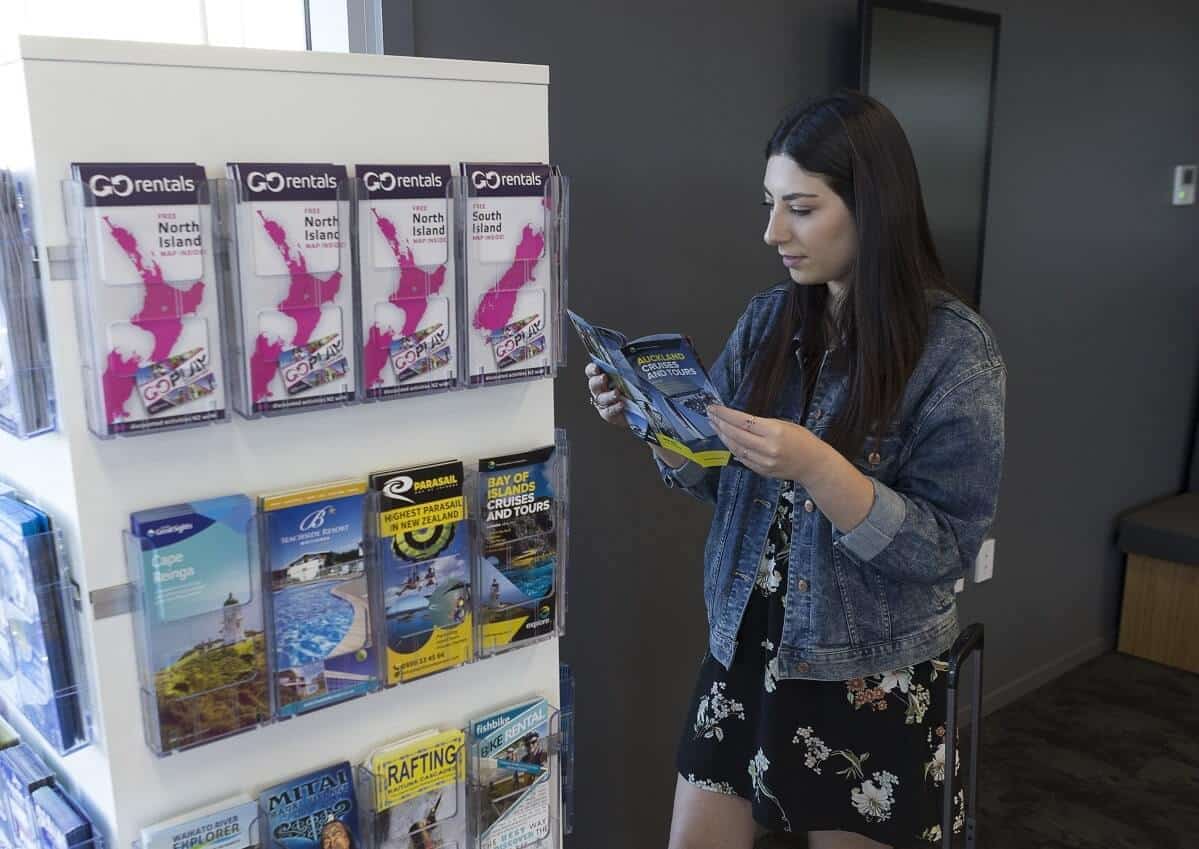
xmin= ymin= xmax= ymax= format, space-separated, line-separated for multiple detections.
xmin=837 ymin=477 xmax=907 ymax=562
xmin=655 ymin=455 xmax=710 ymax=490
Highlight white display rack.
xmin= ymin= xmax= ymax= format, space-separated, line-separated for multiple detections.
xmin=0 ymin=34 xmax=559 ymax=847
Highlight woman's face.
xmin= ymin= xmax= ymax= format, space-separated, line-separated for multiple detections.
xmin=762 ymin=154 xmax=858 ymax=289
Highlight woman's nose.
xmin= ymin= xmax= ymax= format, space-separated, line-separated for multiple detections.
xmin=763 ymin=206 xmax=787 ymax=246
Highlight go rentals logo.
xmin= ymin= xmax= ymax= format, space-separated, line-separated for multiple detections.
xmin=470 ymin=169 xmax=544 ymax=191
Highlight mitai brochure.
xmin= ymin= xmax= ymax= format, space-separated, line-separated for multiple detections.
xmin=260 ymin=761 xmax=360 ymax=849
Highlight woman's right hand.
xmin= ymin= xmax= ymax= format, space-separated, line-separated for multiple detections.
xmin=585 ymin=363 xmax=629 ymax=428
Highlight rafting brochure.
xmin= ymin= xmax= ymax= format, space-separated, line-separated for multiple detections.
xmin=367 ymin=727 xmax=467 ymax=849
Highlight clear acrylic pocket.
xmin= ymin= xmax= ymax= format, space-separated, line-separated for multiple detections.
xmin=0 ymin=169 xmax=55 ymax=439
xmin=218 ymin=171 xmax=359 ymax=418
xmin=359 ymin=728 xmax=468 ymax=849
xmin=0 ymin=488 xmax=93 ymax=756
xmin=355 ymin=171 xmax=460 ymax=401
xmin=123 ymin=511 xmax=270 ymax=757
xmin=366 ymin=479 xmax=474 ymax=686
xmin=457 ymin=166 xmax=568 ymax=388
xmin=62 ymin=171 xmax=228 ymax=438
xmin=469 ymin=702 xmax=563 ymax=849
xmin=470 ymin=430 xmax=570 ymax=660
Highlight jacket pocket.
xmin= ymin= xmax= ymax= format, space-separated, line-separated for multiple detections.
xmin=831 ymin=544 xmax=893 ymax=648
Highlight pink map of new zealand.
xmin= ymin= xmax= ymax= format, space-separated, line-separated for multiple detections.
xmin=363 ymin=208 xmax=449 ymax=390
xmin=101 ymin=217 xmax=206 ymax=424
xmin=471 ymin=224 xmax=546 ymax=333
xmin=249 ymin=211 xmax=343 ymax=404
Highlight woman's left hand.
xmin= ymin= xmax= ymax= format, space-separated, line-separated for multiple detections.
xmin=706 ymin=404 xmax=827 ymax=482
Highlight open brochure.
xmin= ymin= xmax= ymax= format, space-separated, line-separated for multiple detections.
xmin=568 ymin=309 xmax=730 ymax=468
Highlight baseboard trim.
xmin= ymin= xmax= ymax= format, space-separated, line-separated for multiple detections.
xmin=955 ymin=633 xmax=1115 ymax=726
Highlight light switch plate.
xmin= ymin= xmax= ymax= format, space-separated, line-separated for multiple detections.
xmin=1173 ymin=164 xmax=1196 ymax=206
xmin=974 ymin=537 xmax=996 ymax=583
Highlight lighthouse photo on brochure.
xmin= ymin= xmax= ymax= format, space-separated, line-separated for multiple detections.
xmin=129 ymin=494 xmax=268 ymax=752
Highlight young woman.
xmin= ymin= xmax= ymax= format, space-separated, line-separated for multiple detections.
xmin=585 ymin=92 xmax=1005 ymax=849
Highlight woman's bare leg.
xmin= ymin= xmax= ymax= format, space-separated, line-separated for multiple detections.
xmin=667 ymin=774 xmax=756 ymax=849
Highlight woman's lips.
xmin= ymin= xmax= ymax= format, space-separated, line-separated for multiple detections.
xmin=782 ymin=255 xmax=806 ymax=268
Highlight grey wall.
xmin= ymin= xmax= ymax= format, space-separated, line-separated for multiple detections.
xmin=382 ymin=2 xmax=1199 ymax=846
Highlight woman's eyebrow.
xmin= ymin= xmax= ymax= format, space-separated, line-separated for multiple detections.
xmin=763 ymin=188 xmax=819 ymax=200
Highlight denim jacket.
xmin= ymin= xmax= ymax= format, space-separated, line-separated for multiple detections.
xmin=657 ymin=284 xmax=1006 ymax=680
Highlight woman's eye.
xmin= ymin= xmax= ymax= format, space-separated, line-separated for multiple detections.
xmin=790 ymin=208 xmax=811 ymax=217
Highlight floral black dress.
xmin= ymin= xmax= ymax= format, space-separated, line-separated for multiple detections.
xmin=676 ymin=481 xmax=964 ymax=847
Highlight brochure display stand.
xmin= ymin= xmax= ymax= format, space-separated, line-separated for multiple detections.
xmin=0 ymin=35 xmax=561 ymax=848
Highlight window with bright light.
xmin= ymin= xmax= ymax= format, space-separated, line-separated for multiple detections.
xmin=1 ymin=0 xmax=346 ymax=51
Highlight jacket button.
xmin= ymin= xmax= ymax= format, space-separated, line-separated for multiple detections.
xmin=797 ymin=579 xmax=810 ymax=592
xmin=796 ymin=661 xmax=810 ymax=673
xmin=868 ymin=451 xmax=882 ymax=466
xmin=803 ymin=499 xmax=816 ymax=513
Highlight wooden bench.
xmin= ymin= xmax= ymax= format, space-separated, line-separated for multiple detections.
xmin=1116 ymin=431 xmax=1199 ymax=673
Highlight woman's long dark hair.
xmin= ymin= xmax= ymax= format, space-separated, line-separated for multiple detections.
xmin=746 ymin=91 xmax=955 ymax=459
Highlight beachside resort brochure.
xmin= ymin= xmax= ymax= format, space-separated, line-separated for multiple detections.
xmin=260 ymin=480 xmax=379 ymax=718
xmin=566 ymin=309 xmax=730 ymax=467
xmin=366 ymin=727 xmax=467 ymax=849
xmin=370 ymin=460 xmax=472 ymax=684
xmin=129 ymin=494 xmax=269 ymax=753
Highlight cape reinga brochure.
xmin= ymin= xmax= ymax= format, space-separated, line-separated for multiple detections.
xmin=130 ymin=494 xmax=268 ymax=752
